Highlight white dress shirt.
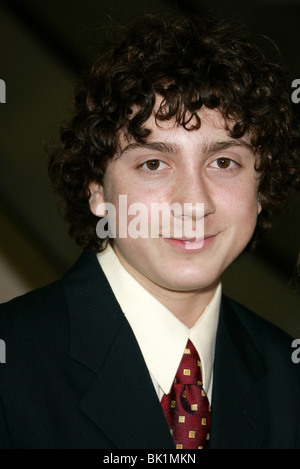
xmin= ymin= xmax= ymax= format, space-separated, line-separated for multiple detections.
xmin=97 ymin=245 xmax=221 ymax=404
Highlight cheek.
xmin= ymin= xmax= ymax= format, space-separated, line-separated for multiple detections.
xmin=102 ymin=173 xmax=125 ymax=203
xmin=103 ymin=182 xmax=161 ymax=239
xmin=242 ymin=184 xmax=261 ymax=217
xmin=238 ymin=193 xmax=260 ymax=216
xmin=220 ymin=183 xmax=260 ymax=226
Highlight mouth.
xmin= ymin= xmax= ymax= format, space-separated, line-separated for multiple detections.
xmin=161 ymin=234 xmax=217 ymax=251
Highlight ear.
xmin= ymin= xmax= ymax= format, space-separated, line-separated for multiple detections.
xmin=88 ymin=182 xmax=106 ymax=217
xmin=257 ymin=194 xmax=262 ymax=215
xmin=257 ymin=199 xmax=262 ymax=216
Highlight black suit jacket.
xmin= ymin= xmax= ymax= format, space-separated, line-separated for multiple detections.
xmin=0 ymin=249 xmax=299 ymax=449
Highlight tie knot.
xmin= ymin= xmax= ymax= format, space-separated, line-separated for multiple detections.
xmin=175 ymin=340 xmax=202 ymax=385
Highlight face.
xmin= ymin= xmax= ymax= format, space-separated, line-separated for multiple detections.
xmin=89 ymin=105 xmax=261 ymax=299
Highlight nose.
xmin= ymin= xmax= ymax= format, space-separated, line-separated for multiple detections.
xmin=171 ymin=168 xmax=215 ymax=221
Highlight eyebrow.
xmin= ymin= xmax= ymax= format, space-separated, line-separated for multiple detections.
xmin=120 ymin=138 xmax=254 ymax=157
xmin=202 ymin=138 xmax=254 ymax=154
xmin=121 ymin=141 xmax=181 ymax=155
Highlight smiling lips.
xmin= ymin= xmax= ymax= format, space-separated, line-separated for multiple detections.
xmin=161 ymin=234 xmax=217 ymax=251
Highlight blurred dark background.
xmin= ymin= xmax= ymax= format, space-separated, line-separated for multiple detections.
xmin=0 ymin=0 xmax=299 ymax=336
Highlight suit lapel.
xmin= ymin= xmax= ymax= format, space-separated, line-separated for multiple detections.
xmin=63 ymin=250 xmax=174 ymax=449
xmin=79 ymin=318 xmax=174 ymax=448
xmin=209 ymin=296 xmax=269 ymax=449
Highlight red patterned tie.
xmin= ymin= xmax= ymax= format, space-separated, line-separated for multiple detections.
xmin=161 ymin=340 xmax=211 ymax=449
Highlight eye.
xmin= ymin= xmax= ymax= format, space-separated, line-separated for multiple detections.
xmin=142 ymin=159 xmax=168 ymax=171
xmin=216 ymin=158 xmax=231 ymax=169
xmin=209 ymin=157 xmax=239 ymax=171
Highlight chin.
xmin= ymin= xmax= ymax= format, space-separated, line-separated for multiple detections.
xmin=157 ymin=273 xmax=218 ymax=292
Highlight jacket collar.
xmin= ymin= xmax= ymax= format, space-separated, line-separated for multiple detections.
xmin=63 ymin=249 xmax=174 ymax=449
xmin=63 ymin=249 xmax=124 ymax=373
xmin=209 ymin=295 xmax=268 ymax=449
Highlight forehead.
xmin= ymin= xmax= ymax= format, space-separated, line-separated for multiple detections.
xmin=119 ymin=104 xmax=253 ymax=153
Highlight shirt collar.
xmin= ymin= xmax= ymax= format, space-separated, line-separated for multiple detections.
xmin=97 ymin=245 xmax=221 ymax=397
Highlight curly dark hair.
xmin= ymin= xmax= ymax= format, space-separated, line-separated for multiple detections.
xmin=48 ymin=13 xmax=300 ymax=252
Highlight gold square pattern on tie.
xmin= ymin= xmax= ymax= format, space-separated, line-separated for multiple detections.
xmin=161 ymin=339 xmax=211 ymax=450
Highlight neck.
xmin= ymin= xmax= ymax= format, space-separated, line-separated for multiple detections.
xmin=113 ymin=247 xmax=219 ymax=328
xmin=142 ymin=281 xmax=219 ymax=328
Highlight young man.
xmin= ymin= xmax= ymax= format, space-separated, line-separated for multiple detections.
xmin=0 ymin=14 xmax=299 ymax=449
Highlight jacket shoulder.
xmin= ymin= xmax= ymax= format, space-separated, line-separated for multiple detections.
xmin=223 ymin=295 xmax=294 ymax=341
xmin=0 ymin=279 xmax=66 ymax=324
xmin=221 ymin=295 xmax=297 ymax=377
xmin=0 ymin=279 xmax=69 ymax=367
